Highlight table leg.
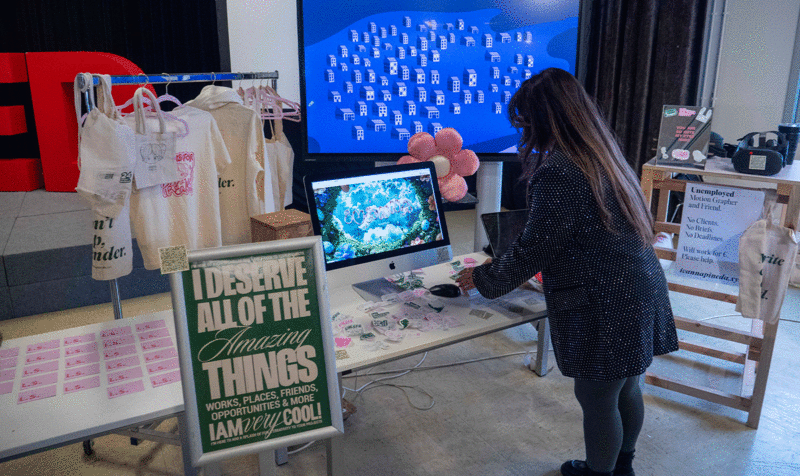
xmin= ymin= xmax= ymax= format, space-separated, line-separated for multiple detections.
xmin=177 ymin=412 xmax=198 ymax=476
xmin=533 ymin=318 xmax=551 ymax=377
xmin=326 ymin=435 xmax=344 ymax=476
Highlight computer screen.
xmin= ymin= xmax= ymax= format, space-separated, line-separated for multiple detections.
xmin=304 ymin=162 xmax=452 ymax=291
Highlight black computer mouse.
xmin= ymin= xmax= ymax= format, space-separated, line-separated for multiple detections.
xmin=429 ymin=283 xmax=461 ymax=298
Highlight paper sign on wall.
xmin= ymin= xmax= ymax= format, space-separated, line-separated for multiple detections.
xmin=675 ymin=183 xmax=765 ymax=285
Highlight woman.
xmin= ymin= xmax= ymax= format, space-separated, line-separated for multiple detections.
xmin=456 ymin=68 xmax=678 ymax=476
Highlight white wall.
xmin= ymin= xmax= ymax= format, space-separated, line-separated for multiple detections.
xmin=227 ymin=0 xmax=301 ymax=103
xmin=712 ymin=0 xmax=800 ymax=141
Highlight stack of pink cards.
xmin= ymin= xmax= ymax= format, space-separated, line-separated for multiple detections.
xmin=0 ymin=347 xmax=19 ymax=396
xmin=18 ymin=339 xmax=60 ymax=404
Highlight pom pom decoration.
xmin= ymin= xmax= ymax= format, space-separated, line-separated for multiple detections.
xmin=397 ymin=128 xmax=479 ymax=201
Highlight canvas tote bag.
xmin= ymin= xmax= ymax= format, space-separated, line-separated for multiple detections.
xmin=736 ymin=201 xmax=798 ymax=323
xmin=74 ymin=73 xmax=135 ymax=280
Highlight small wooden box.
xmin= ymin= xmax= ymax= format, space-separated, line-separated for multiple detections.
xmin=251 ymin=209 xmax=314 ymax=242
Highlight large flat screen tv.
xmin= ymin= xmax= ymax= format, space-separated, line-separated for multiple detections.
xmin=297 ymin=0 xmax=582 ymax=162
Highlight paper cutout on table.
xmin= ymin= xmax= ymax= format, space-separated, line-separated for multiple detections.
xmin=107 ymin=366 xmax=144 ymax=384
xmin=65 ymin=352 xmax=100 ymax=368
xmin=335 ymin=350 xmax=350 ymax=359
xmin=23 ymin=360 xmax=59 ymax=377
xmin=1 ymin=357 xmax=17 ymax=369
xmin=102 ymin=334 xmax=135 ymax=348
xmin=63 ymin=333 xmax=96 ymax=346
xmin=469 ymin=309 xmax=493 ymax=320
xmin=144 ymin=348 xmax=178 ymax=363
xmin=362 ymin=341 xmax=390 ymax=352
xmin=146 ymin=357 xmax=179 ymax=374
xmin=0 ymin=347 xmax=20 ymax=358
xmin=141 ymin=337 xmax=173 ymax=351
xmin=0 ymin=368 xmax=16 ymax=382
xmin=0 ymin=381 xmax=13 ymax=395
xmin=64 ymin=342 xmax=98 ymax=356
xmin=136 ymin=320 xmax=166 ymax=332
xmin=26 ymin=339 xmax=60 ymax=353
xmin=20 ymin=371 xmax=59 ymax=390
xmin=103 ymin=345 xmax=136 ymax=360
xmin=106 ymin=355 xmax=140 ymax=371
xmin=463 ymin=257 xmax=478 ymax=267
xmin=108 ymin=379 xmax=145 ymax=399
xmin=334 ymin=337 xmax=352 ymax=348
xmin=101 ymin=326 xmax=132 ymax=338
xmin=25 ymin=349 xmax=60 ymax=364
xmin=64 ymin=375 xmax=101 ymax=394
xmin=137 ymin=327 xmax=170 ymax=341
xmin=150 ymin=369 xmax=181 ymax=388
xmin=18 ymin=384 xmax=57 ymax=404
xmin=65 ymin=363 xmax=101 ymax=380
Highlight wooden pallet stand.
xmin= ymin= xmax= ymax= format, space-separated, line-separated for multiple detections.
xmin=640 ymin=157 xmax=800 ymax=428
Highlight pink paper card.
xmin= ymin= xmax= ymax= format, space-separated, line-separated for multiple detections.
xmin=146 ymin=358 xmax=179 ymax=374
xmin=64 ymin=333 xmax=96 ymax=346
xmin=1 ymin=357 xmax=17 ymax=369
xmin=0 ymin=368 xmax=16 ymax=382
xmin=64 ymin=375 xmax=101 ymax=394
xmin=107 ymin=366 xmax=143 ymax=385
xmin=20 ymin=371 xmax=59 ymax=390
xmin=65 ymin=352 xmax=100 ymax=368
xmin=18 ymin=384 xmax=57 ymax=404
xmin=25 ymin=349 xmax=60 ymax=364
xmin=0 ymin=347 xmax=19 ymax=358
xmin=137 ymin=327 xmax=170 ymax=341
xmin=23 ymin=360 xmax=59 ymax=377
xmin=101 ymin=326 xmax=132 ymax=338
xmin=0 ymin=381 xmax=13 ymax=395
xmin=65 ymin=363 xmax=100 ymax=381
xmin=108 ymin=379 xmax=145 ymax=399
xmin=64 ymin=342 xmax=98 ymax=357
xmin=141 ymin=337 xmax=173 ymax=351
xmin=103 ymin=345 xmax=136 ymax=360
xmin=106 ymin=355 xmax=140 ymax=371
xmin=102 ymin=334 xmax=135 ymax=348
xmin=136 ymin=320 xmax=166 ymax=332
xmin=150 ymin=369 xmax=181 ymax=388
xmin=26 ymin=339 xmax=60 ymax=353
xmin=144 ymin=348 xmax=178 ymax=363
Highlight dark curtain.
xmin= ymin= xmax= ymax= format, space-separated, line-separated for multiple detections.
xmin=583 ymin=0 xmax=709 ymax=175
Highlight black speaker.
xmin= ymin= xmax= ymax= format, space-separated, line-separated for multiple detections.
xmin=731 ymin=131 xmax=787 ymax=176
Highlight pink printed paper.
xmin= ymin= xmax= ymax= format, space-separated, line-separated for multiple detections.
xmin=146 ymin=358 xmax=179 ymax=374
xmin=0 ymin=381 xmax=13 ymax=395
xmin=64 ymin=375 xmax=101 ymax=394
xmin=136 ymin=320 xmax=166 ymax=332
xmin=137 ymin=327 xmax=170 ymax=341
xmin=103 ymin=345 xmax=136 ymax=360
xmin=64 ymin=342 xmax=98 ymax=357
xmin=141 ymin=337 xmax=173 ymax=351
xmin=102 ymin=334 xmax=135 ymax=348
xmin=1 ymin=357 xmax=17 ymax=370
xmin=144 ymin=348 xmax=178 ymax=363
xmin=65 ymin=352 xmax=100 ymax=368
xmin=150 ymin=369 xmax=181 ymax=388
xmin=108 ymin=379 xmax=145 ymax=399
xmin=63 ymin=333 xmax=95 ymax=346
xmin=18 ymin=384 xmax=57 ymax=404
xmin=0 ymin=347 xmax=19 ymax=358
xmin=25 ymin=349 xmax=60 ymax=364
xmin=65 ymin=363 xmax=100 ymax=380
xmin=26 ymin=339 xmax=60 ymax=353
xmin=101 ymin=326 xmax=132 ymax=338
xmin=107 ymin=366 xmax=143 ymax=385
xmin=20 ymin=371 xmax=59 ymax=390
xmin=106 ymin=355 xmax=140 ymax=371
xmin=23 ymin=360 xmax=59 ymax=377
xmin=0 ymin=368 xmax=15 ymax=382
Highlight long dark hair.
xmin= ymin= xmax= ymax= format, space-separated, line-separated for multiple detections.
xmin=508 ymin=68 xmax=654 ymax=244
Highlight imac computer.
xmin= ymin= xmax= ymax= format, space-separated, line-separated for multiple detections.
xmin=304 ymin=162 xmax=453 ymax=300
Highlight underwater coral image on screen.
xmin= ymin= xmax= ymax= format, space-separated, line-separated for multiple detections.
xmin=312 ymin=170 xmax=444 ymax=265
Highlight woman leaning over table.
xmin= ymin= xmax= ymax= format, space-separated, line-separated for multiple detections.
xmin=456 ymin=68 xmax=679 ymax=476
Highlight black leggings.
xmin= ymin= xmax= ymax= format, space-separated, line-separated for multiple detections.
xmin=573 ymin=374 xmax=644 ymax=473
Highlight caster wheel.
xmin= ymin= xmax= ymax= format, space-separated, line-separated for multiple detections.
xmin=83 ymin=440 xmax=94 ymax=456
xmin=130 ymin=437 xmax=139 ymax=446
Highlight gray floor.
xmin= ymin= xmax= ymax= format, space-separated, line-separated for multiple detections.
xmin=1 ymin=209 xmax=799 ymax=476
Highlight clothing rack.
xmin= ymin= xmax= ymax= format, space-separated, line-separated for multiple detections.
xmin=76 ymin=70 xmax=280 ymax=322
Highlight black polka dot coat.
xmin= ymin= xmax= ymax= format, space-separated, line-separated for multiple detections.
xmin=473 ymin=151 xmax=679 ymax=381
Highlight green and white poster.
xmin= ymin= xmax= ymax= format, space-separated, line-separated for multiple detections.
xmin=169 ymin=237 xmax=343 ymax=466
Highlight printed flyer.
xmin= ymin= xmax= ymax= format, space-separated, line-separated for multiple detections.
xmin=655 ymin=105 xmax=713 ymax=168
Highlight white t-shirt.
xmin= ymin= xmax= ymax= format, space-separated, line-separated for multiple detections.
xmin=127 ymin=106 xmax=231 ymax=270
